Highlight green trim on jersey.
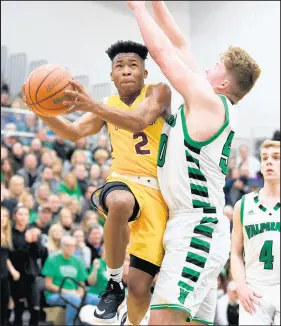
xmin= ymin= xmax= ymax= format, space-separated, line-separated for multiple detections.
xmin=180 ymin=94 xmax=230 ymax=149
xmin=240 ymin=195 xmax=246 ymax=225
xmin=253 ymin=191 xmax=281 ymax=214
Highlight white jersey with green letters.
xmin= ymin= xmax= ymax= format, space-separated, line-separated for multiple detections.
xmin=241 ymin=191 xmax=280 ymax=286
xmin=157 ymin=94 xmax=234 ymax=214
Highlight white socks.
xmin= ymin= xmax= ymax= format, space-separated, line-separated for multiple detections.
xmin=107 ymin=266 xmax=123 ymax=283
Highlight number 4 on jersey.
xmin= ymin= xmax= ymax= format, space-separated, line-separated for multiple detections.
xmin=259 ymin=240 xmax=274 ymax=270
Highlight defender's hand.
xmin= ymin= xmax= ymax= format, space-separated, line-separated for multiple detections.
xmin=63 ymin=80 xmax=97 ymax=114
xmin=127 ymin=1 xmax=146 ymax=11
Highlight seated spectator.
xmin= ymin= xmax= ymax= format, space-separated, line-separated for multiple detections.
xmin=42 ymin=235 xmax=100 ymax=326
xmin=236 ymin=144 xmax=260 ymax=178
xmin=58 ymin=207 xmax=74 ymax=234
xmin=9 ymin=205 xmax=47 ymax=326
xmin=57 ymin=172 xmax=82 ymax=200
xmin=52 ymin=136 xmax=72 ymax=161
xmin=1 ymin=144 xmax=9 ymax=162
xmin=52 ymin=158 xmax=63 ymax=182
xmin=80 ymin=184 xmax=98 ymax=217
xmin=29 ymin=203 xmax=53 ymax=245
xmin=11 ymin=92 xmax=28 ymax=110
xmin=71 ymin=149 xmax=89 ymax=168
xmin=19 ymin=189 xmax=38 ymax=223
xmin=1 ymin=158 xmax=14 ymax=187
xmin=73 ymin=163 xmax=88 ymax=195
xmin=2 ymin=175 xmax=25 ymax=216
xmin=48 ymin=194 xmax=61 ymax=222
xmin=47 ymin=224 xmax=65 ymax=256
xmin=10 ymin=142 xmax=25 ymax=172
xmin=34 ymin=182 xmax=52 ymax=212
xmin=91 ymin=134 xmax=110 ymax=155
xmin=16 ymin=153 xmax=38 ymax=187
xmin=1 ymin=87 xmax=11 ymax=107
xmin=93 ymin=148 xmax=110 ymax=167
xmin=32 ymin=165 xmax=60 ymax=194
xmin=86 ymin=224 xmax=103 ymax=262
xmin=89 ymin=164 xmax=101 ymax=184
xmin=81 ymin=210 xmax=99 ymax=234
xmin=88 ymin=244 xmax=108 ymax=296
xmin=1 ymin=206 xmax=20 ymax=326
xmin=25 ymin=114 xmax=38 ymax=134
xmin=37 ymin=149 xmax=53 ymax=173
xmin=64 ymin=198 xmax=82 ymax=224
xmin=72 ymin=227 xmax=92 ymax=270
xmin=68 ymin=138 xmax=92 ymax=164
xmin=100 ymin=164 xmax=111 ymax=183
xmin=30 ymin=138 xmax=42 ymax=165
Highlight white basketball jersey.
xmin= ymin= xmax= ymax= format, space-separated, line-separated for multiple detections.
xmin=157 ymin=95 xmax=234 ymax=213
xmin=241 ymin=191 xmax=280 ymax=286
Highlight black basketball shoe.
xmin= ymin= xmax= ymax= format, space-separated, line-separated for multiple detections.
xmin=93 ymin=279 xmax=125 ymax=324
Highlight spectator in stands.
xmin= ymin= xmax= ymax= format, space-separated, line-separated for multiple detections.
xmin=48 ymin=194 xmax=61 ymax=222
xmin=19 ymin=189 xmax=38 ymax=223
xmin=80 ymin=184 xmax=98 ymax=217
xmin=1 ymin=144 xmax=9 ymax=161
xmin=86 ymin=224 xmax=103 ymax=262
xmin=10 ymin=142 xmax=25 ymax=172
xmin=64 ymin=198 xmax=82 ymax=224
xmin=10 ymin=205 xmax=47 ymax=326
xmin=73 ymin=163 xmax=88 ymax=195
xmin=57 ymin=172 xmax=82 ymax=200
xmin=1 ymin=86 xmax=11 ymax=107
xmin=34 ymin=182 xmax=52 ymax=211
xmin=236 ymin=144 xmax=260 ymax=178
xmin=88 ymin=244 xmax=108 ymax=297
xmin=58 ymin=207 xmax=74 ymax=234
xmin=1 ymin=206 xmax=20 ymax=326
xmin=30 ymin=138 xmax=42 ymax=165
xmin=1 ymin=158 xmax=14 ymax=187
xmin=16 ymin=152 xmax=38 ymax=187
xmin=92 ymin=134 xmax=110 ymax=155
xmin=2 ymin=175 xmax=25 ymax=216
xmin=93 ymin=148 xmax=110 ymax=166
xmin=29 ymin=203 xmax=53 ymax=244
xmin=272 ymin=129 xmax=280 ymax=141
xmin=42 ymin=235 xmax=99 ymax=326
xmin=71 ymin=149 xmax=89 ymax=168
xmin=100 ymin=164 xmax=111 ymax=182
xmin=89 ymin=164 xmax=101 ymax=183
xmin=81 ymin=210 xmax=99 ymax=234
xmin=32 ymin=165 xmax=60 ymax=194
xmin=25 ymin=114 xmax=38 ymax=133
xmin=47 ymin=223 xmax=64 ymax=255
xmin=72 ymin=227 xmax=92 ymax=270
xmin=52 ymin=136 xmax=72 ymax=161
xmin=68 ymin=137 xmax=92 ymax=164
xmin=1 ymin=131 xmax=18 ymax=151
xmin=37 ymin=149 xmax=53 ymax=173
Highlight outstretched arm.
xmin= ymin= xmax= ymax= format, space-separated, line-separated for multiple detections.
xmin=127 ymin=1 xmax=219 ymax=110
xmin=152 ymin=1 xmax=203 ymax=75
xmin=64 ymin=81 xmax=171 ymax=133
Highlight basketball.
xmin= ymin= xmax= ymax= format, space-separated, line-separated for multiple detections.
xmin=22 ymin=64 xmax=74 ymax=117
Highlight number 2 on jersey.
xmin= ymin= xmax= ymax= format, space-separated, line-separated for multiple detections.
xmin=133 ymin=132 xmax=150 ymax=155
xmin=259 ymin=240 xmax=274 ymax=270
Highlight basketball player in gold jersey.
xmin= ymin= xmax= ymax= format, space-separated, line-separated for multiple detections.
xmin=29 ymin=41 xmax=171 ymax=325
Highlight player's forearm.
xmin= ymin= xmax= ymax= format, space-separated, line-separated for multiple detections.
xmin=133 ymin=5 xmax=175 ymax=62
xmin=92 ymin=102 xmax=144 ymax=132
xmin=38 ymin=115 xmax=80 ymax=141
xmin=230 ymin=252 xmax=247 ymax=286
xmin=152 ymin=1 xmax=187 ymax=49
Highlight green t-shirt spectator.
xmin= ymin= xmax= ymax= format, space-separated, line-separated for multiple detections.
xmin=57 ymin=182 xmax=82 ymax=200
xmin=88 ymin=258 xmax=108 ymax=296
xmin=42 ymin=252 xmax=88 ymax=298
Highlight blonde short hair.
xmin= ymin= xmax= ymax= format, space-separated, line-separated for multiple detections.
xmin=260 ymin=140 xmax=280 ymax=156
xmin=220 ymin=46 xmax=261 ymax=102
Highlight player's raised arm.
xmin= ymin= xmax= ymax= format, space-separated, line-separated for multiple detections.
xmin=151 ymin=1 xmax=203 ymax=75
xmin=231 ymin=199 xmax=262 ymax=314
xmin=64 ymin=81 xmax=171 ymax=133
xmin=127 ymin=1 xmax=219 ymax=109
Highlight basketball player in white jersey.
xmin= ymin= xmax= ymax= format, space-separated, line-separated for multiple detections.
xmin=231 ymin=140 xmax=280 ymax=325
xmin=126 ymin=1 xmax=261 ymax=325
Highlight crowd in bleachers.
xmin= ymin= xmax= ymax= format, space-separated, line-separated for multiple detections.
xmin=1 ymin=82 xmax=280 ymax=325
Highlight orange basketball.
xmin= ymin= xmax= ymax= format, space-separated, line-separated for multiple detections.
xmin=22 ymin=64 xmax=74 ymax=117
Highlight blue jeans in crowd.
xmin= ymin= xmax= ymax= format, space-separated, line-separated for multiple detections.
xmin=46 ymin=292 xmax=99 ymax=326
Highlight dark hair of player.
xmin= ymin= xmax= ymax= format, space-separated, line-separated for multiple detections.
xmin=106 ymin=40 xmax=148 ymax=62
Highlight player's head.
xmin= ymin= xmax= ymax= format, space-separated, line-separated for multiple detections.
xmin=206 ymin=46 xmax=261 ymax=104
xmin=260 ymin=140 xmax=280 ymax=182
xmin=106 ymin=40 xmax=148 ymax=95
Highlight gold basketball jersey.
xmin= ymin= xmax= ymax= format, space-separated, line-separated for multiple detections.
xmin=105 ymin=84 xmax=164 ymax=178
